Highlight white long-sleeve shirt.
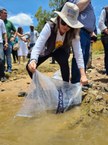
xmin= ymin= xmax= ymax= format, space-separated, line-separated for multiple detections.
xmin=0 ymin=19 xmax=6 ymax=43
xmin=31 ymin=23 xmax=84 ymax=69
xmin=98 ymin=9 xmax=107 ymax=32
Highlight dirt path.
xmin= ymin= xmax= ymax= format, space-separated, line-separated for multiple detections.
xmin=0 ymin=53 xmax=108 ymax=119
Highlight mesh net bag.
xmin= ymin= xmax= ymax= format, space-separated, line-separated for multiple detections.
xmin=16 ymin=70 xmax=82 ymax=117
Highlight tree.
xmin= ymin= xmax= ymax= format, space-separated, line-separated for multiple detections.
xmin=35 ymin=0 xmax=66 ymax=32
xmin=35 ymin=7 xmax=51 ymax=32
xmin=49 ymin=0 xmax=66 ymax=11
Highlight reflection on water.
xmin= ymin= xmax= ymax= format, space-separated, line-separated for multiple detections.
xmin=0 ymin=100 xmax=108 ymax=145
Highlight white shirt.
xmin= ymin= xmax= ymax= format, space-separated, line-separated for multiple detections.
xmin=30 ymin=30 xmax=39 ymax=44
xmin=31 ymin=23 xmax=84 ymax=69
xmin=18 ymin=37 xmax=28 ymax=56
xmin=98 ymin=9 xmax=107 ymax=32
xmin=0 ymin=19 xmax=6 ymax=43
xmin=55 ymin=30 xmax=65 ymax=49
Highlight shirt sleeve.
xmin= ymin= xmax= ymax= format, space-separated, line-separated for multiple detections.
xmin=72 ymin=38 xmax=84 ymax=68
xmin=11 ymin=22 xmax=16 ymax=32
xmin=2 ymin=20 xmax=6 ymax=34
xmin=98 ymin=9 xmax=107 ymax=32
xmin=30 ymin=23 xmax=51 ymax=62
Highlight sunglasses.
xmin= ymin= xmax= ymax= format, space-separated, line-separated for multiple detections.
xmin=60 ymin=19 xmax=71 ymax=28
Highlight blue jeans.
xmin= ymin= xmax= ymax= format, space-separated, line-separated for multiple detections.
xmin=4 ymin=42 xmax=12 ymax=70
xmin=0 ymin=43 xmax=4 ymax=60
xmin=71 ymin=29 xmax=91 ymax=83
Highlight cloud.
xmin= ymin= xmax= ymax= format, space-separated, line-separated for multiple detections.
xmin=8 ymin=13 xmax=34 ymax=26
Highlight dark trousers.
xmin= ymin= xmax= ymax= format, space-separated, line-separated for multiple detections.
xmin=101 ymin=35 xmax=108 ymax=75
xmin=0 ymin=59 xmax=5 ymax=78
xmin=12 ymin=49 xmax=18 ymax=62
xmin=26 ymin=48 xmax=70 ymax=82
xmin=71 ymin=28 xmax=91 ymax=83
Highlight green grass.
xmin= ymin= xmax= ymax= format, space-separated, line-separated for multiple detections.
xmin=92 ymin=40 xmax=104 ymax=54
xmin=9 ymin=40 xmax=104 ymax=79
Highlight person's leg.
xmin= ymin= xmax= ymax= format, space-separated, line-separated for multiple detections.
xmin=0 ymin=44 xmax=5 ymax=79
xmin=26 ymin=55 xmax=50 ymax=78
xmin=12 ymin=49 xmax=16 ymax=63
xmin=80 ymin=30 xmax=91 ymax=70
xmin=14 ymin=50 xmax=18 ymax=62
xmin=53 ymin=49 xmax=70 ymax=82
xmin=27 ymin=43 xmax=35 ymax=59
xmin=18 ymin=56 xmax=21 ymax=64
xmin=101 ymin=36 xmax=108 ymax=75
xmin=71 ymin=57 xmax=80 ymax=83
xmin=0 ymin=43 xmax=4 ymax=61
xmin=87 ymin=42 xmax=93 ymax=69
xmin=50 ymin=56 xmax=56 ymax=64
xmin=22 ymin=56 xmax=26 ymax=63
xmin=15 ymin=50 xmax=18 ymax=61
xmin=4 ymin=43 xmax=12 ymax=72
xmin=0 ymin=59 xmax=5 ymax=78
xmin=71 ymin=29 xmax=91 ymax=83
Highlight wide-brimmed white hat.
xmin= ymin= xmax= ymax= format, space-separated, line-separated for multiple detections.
xmin=51 ymin=2 xmax=83 ymax=28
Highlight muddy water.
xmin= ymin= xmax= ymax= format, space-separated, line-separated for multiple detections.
xmin=0 ymin=99 xmax=108 ymax=145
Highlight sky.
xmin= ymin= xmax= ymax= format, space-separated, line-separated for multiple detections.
xmin=0 ymin=0 xmax=51 ymax=32
xmin=0 ymin=0 xmax=108 ymax=33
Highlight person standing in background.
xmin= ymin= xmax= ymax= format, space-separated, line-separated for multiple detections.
xmin=10 ymin=35 xmax=18 ymax=63
xmin=27 ymin=25 xmax=39 ymax=58
xmin=65 ymin=0 xmax=96 ymax=86
xmin=0 ymin=18 xmax=8 ymax=82
xmin=0 ymin=8 xmax=16 ymax=73
xmin=29 ymin=25 xmax=39 ymax=48
xmin=17 ymin=27 xmax=28 ymax=64
xmin=98 ymin=6 xmax=108 ymax=75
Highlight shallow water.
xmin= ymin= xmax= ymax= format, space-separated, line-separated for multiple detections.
xmin=0 ymin=100 xmax=108 ymax=145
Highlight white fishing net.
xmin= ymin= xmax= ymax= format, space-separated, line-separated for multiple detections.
xmin=16 ymin=70 xmax=82 ymax=117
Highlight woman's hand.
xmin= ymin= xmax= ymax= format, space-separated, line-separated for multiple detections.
xmin=79 ymin=68 xmax=88 ymax=85
xmin=80 ymin=75 xmax=88 ymax=86
xmin=103 ymin=28 xmax=108 ymax=35
xmin=28 ymin=60 xmax=37 ymax=73
xmin=4 ymin=43 xmax=8 ymax=50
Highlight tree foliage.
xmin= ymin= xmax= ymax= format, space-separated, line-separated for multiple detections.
xmin=49 ymin=0 xmax=66 ymax=10
xmin=35 ymin=0 xmax=66 ymax=32
xmin=35 ymin=6 xmax=51 ymax=32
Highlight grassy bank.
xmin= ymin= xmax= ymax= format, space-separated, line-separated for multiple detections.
xmin=92 ymin=40 xmax=104 ymax=54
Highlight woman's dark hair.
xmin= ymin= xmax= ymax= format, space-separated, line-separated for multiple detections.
xmin=17 ymin=27 xmax=23 ymax=34
xmin=55 ymin=16 xmax=80 ymax=46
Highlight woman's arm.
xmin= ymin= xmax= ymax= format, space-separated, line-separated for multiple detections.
xmin=3 ymin=33 xmax=8 ymax=49
xmin=28 ymin=23 xmax=51 ymax=73
xmin=30 ymin=23 xmax=51 ymax=62
xmin=72 ymin=38 xmax=88 ymax=85
xmin=16 ymin=32 xmax=29 ymax=42
xmin=72 ymin=38 xmax=84 ymax=68
xmin=77 ymin=0 xmax=90 ymax=12
xmin=98 ymin=9 xmax=108 ymax=34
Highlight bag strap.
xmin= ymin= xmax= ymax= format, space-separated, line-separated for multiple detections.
xmin=56 ymin=89 xmax=64 ymax=114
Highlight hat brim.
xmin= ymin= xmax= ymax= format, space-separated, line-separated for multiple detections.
xmin=54 ymin=11 xmax=84 ymax=28
xmin=50 ymin=17 xmax=57 ymax=23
